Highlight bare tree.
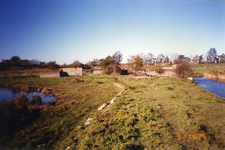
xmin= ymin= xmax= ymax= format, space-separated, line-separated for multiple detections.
xmin=192 ymin=55 xmax=199 ymax=64
xmin=178 ymin=55 xmax=185 ymax=60
xmin=172 ymin=53 xmax=179 ymax=63
xmin=185 ymin=57 xmax=191 ymax=62
xmin=206 ymin=48 xmax=217 ymax=63
xmin=112 ymin=51 xmax=123 ymax=65
xmin=177 ymin=55 xmax=191 ymax=62
xmin=164 ymin=56 xmax=169 ymax=64
xmin=199 ymin=55 xmax=203 ymax=64
xmin=144 ymin=53 xmax=154 ymax=65
xmin=156 ymin=54 xmax=165 ymax=64
xmin=218 ymin=53 xmax=225 ymax=63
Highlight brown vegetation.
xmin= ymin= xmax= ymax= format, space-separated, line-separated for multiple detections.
xmin=155 ymin=65 xmax=165 ymax=75
xmin=204 ymin=66 xmax=225 ymax=80
xmin=174 ymin=59 xmax=193 ymax=78
xmin=99 ymin=56 xmax=122 ymax=75
xmin=31 ymin=95 xmax=43 ymax=105
xmin=0 ymin=94 xmax=41 ymax=137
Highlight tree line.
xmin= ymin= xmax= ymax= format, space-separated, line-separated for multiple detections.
xmin=0 ymin=56 xmax=60 ymax=71
xmin=0 ymin=56 xmax=90 ymax=71
xmin=87 ymin=48 xmax=225 ymax=68
xmin=1 ymin=48 xmax=224 ymax=72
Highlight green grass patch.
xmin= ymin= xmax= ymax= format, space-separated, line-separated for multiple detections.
xmin=60 ymin=77 xmax=225 ymax=149
xmin=192 ymin=63 xmax=225 ymax=75
xmin=0 ymin=75 xmax=225 ymax=149
xmin=0 ymin=75 xmax=121 ymax=149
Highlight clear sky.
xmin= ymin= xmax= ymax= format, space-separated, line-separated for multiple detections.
xmin=0 ymin=0 xmax=224 ymax=64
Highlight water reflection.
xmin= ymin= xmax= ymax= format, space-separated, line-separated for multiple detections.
xmin=194 ymin=78 xmax=225 ymax=98
xmin=0 ymin=88 xmax=58 ymax=103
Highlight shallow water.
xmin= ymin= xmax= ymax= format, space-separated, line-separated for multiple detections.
xmin=0 ymin=88 xmax=58 ymax=103
xmin=194 ymin=78 xmax=225 ymax=98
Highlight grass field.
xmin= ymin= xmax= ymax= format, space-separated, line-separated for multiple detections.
xmin=122 ymin=63 xmax=225 ymax=75
xmin=72 ymin=76 xmax=225 ymax=149
xmin=0 ymin=75 xmax=121 ymax=149
xmin=0 ymin=73 xmax=225 ymax=149
xmin=192 ymin=63 xmax=225 ymax=75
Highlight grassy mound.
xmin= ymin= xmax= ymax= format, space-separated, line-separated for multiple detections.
xmin=0 ymin=75 xmax=225 ymax=149
xmin=0 ymin=75 xmax=121 ymax=149
xmin=70 ymin=77 xmax=225 ymax=149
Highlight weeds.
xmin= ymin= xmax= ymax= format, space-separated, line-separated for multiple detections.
xmin=0 ymin=94 xmax=41 ymax=138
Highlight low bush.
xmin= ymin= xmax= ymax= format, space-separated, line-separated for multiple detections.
xmin=174 ymin=59 xmax=193 ymax=78
xmin=155 ymin=65 xmax=165 ymax=75
xmin=31 ymin=95 xmax=42 ymax=105
xmin=0 ymin=94 xmax=41 ymax=137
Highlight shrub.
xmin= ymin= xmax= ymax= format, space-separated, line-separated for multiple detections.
xmin=0 ymin=94 xmax=41 ymax=137
xmin=14 ymin=94 xmax=30 ymax=109
xmin=100 ymin=56 xmax=123 ymax=75
xmin=31 ymin=95 xmax=43 ymax=105
xmin=46 ymin=61 xmax=59 ymax=70
xmin=102 ymin=64 xmax=122 ymax=75
xmin=104 ymin=65 xmax=114 ymax=75
xmin=114 ymin=65 xmax=122 ymax=74
xmin=155 ymin=65 xmax=165 ymax=75
xmin=174 ymin=59 xmax=193 ymax=78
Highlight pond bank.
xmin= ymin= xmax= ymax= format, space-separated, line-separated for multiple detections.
xmin=0 ymin=83 xmax=62 ymax=106
xmin=204 ymin=66 xmax=225 ymax=83
xmin=2 ymin=83 xmax=62 ymax=98
xmin=0 ymin=88 xmax=58 ymax=103
xmin=204 ymin=72 xmax=225 ymax=83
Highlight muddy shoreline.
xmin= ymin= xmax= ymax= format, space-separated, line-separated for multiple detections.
xmin=192 ymin=73 xmax=203 ymax=78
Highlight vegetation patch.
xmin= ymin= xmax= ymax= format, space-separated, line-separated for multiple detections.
xmin=0 ymin=75 xmax=225 ymax=149
xmin=57 ymin=77 xmax=225 ymax=149
xmin=0 ymin=75 xmax=120 ymax=149
xmin=205 ymin=66 xmax=225 ymax=75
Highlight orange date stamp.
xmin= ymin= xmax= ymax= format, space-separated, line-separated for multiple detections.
xmin=177 ymin=134 xmax=207 ymax=140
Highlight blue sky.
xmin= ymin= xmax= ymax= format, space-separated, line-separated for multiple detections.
xmin=0 ymin=0 xmax=224 ymax=64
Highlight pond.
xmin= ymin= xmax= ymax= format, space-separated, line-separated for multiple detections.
xmin=0 ymin=88 xmax=58 ymax=103
xmin=194 ymin=78 xmax=225 ymax=98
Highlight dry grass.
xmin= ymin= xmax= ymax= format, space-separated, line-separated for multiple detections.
xmin=205 ymin=66 xmax=225 ymax=75
xmin=0 ymin=68 xmax=60 ymax=78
